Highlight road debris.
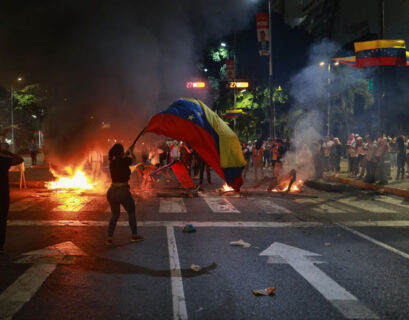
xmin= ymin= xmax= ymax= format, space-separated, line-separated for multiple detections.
xmin=230 ymin=239 xmax=251 ymax=247
xmin=183 ymin=224 xmax=196 ymax=233
xmin=190 ymin=264 xmax=201 ymax=272
xmin=252 ymin=287 xmax=275 ymax=296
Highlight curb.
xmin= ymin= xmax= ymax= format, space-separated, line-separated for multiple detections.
xmin=323 ymin=175 xmax=409 ymax=198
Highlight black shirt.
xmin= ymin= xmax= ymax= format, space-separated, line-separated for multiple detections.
xmin=109 ymin=157 xmax=133 ymax=183
xmin=0 ymin=156 xmax=12 ymax=196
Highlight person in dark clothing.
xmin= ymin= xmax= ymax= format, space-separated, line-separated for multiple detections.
xmin=0 ymin=148 xmax=24 ymax=251
xmin=330 ymin=138 xmax=342 ymax=176
xmin=396 ymin=136 xmax=405 ymax=180
xmin=106 ymin=143 xmax=143 ymax=245
xmin=29 ymin=139 xmax=38 ymax=166
xmin=198 ymin=154 xmax=211 ymax=185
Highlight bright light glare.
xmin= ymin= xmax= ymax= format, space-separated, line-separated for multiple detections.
xmin=221 ymin=42 xmax=226 ymax=47
xmin=32 ymin=114 xmax=37 ymax=118
xmin=240 ymin=89 xmax=246 ymax=93
xmin=17 ymin=77 xmax=23 ymax=81
xmin=334 ymin=61 xmax=340 ymax=66
xmin=319 ymin=61 xmax=326 ymax=66
xmin=204 ymin=68 xmax=208 ymax=72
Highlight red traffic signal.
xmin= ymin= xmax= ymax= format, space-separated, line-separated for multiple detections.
xmin=186 ymin=81 xmax=206 ymax=88
xmin=228 ymin=81 xmax=249 ymax=89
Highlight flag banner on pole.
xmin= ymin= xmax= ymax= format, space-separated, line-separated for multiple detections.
xmin=333 ymin=40 xmax=409 ymax=68
xmin=226 ymin=59 xmax=235 ymax=80
xmin=256 ymin=13 xmax=270 ymax=56
xmin=354 ymin=40 xmax=407 ymax=67
xmin=149 ymin=160 xmax=195 ymax=189
xmin=146 ymin=98 xmax=246 ymax=191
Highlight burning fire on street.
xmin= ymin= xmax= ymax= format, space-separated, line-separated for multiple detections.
xmin=269 ymin=179 xmax=304 ymax=193
xmin=46 ymin=167 xmax=98 ymax=193
xmin=222 ymin=184 xmax=235 ymax=192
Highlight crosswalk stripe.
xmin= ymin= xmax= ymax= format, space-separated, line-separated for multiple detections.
xmin=375 ymin=195 xmax=409 ymax=209
xmin=202 ymin=197 xmax=240 ymax=213
xmin=10 ymin=198 xmax=44 ymax=212
xmin=336 ymin=197 xmax=397 ymax=213
xmin=295 ymin=198 xmax=350 ymax=214
xmin=52 ymin=196 xmax=91 ymax=212
xmin=249 ymin=197 xmax=292 ymax=214
xmin=159 ymin=198 xmax=187 ymax=213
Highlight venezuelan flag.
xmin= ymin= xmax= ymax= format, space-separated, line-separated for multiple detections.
xmin=146 ymin=98 xmax=246 ymax=191
xmin=222 ymin=109 xmax=248 ymax=119
xmin=354 ymin=40 xmax=407 ymax=67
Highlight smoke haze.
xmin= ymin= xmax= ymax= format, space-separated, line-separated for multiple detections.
xmin=0 ymin=0 xmax=260 ymax=168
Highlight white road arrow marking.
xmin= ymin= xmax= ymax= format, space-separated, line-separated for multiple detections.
xmin=260 ymin=242 xmax=378 ymax=319
xmin=0 ymin=242 xmax=87 ymax=320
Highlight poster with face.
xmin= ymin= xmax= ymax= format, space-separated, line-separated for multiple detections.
xmin=256 ymin=13 xmax=270 ymax=56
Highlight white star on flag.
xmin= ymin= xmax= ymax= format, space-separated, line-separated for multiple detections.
xmin=188 ymin=114 xmax=195 ymax=120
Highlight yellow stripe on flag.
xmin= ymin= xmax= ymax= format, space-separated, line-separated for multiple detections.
xmin=354 ymin=40 xmax=406 ymax=52
xmin=182 ymin=98 xmax=247 ymax=169
xmin=332 ymin=56 xmax=356 ymax=62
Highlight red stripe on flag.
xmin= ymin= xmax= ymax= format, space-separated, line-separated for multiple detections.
xmin=170 ymin=161 xmax=196 ymax=189
xmin=357 ymin=56 xmax=406 ymax=67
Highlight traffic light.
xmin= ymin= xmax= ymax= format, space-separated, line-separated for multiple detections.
xmin=186 ymin=81 xmax=206 ymax=88
xmin=228 ymin=81 xmax=249 ymax=89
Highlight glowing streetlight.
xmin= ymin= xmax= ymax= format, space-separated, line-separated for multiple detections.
xmin=319 ymin=61 xmax=326 ymax=66
xmin=204 ymin=68 xmax=208 ymax=72
xmin=220 ymin=42 xmax=226 ymax=47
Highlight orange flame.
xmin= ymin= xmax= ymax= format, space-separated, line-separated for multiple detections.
xmin=270 ymin=179 xmax=304 ymax=193
xmin=46 ymin=167 xmax=96 ymax=192
xmin=222 ymin=184 xmax=234 ymax=192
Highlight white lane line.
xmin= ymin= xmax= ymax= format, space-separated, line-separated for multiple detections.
xmin=249 ymin=197 xmax=292 ymax=214
xmin=0 ymin=264 xmax=56 ymax=320
xmin=166 ymin=226 xmax=188 ymax=320
xmin=336 ymin=197 xmax=396 ymax=213
xmin=337 ymin=223 xmax=409 ymax=260
xmin=160 ymin=198 xmax=187 ymax=213
xmin=202 ymin=197 xmax=239 ymax=213
xmin=6 ymin=220 xmax=409 ymax=228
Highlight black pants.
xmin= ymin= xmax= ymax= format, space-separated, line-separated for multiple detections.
xmin=30 ymin=151 xmax=37 ymax=165
xmin=397 ymin=154 xmax=405 ymax=179
xmin=199 ymin=159 xmax=211 ymax=184
xmin=0 ymin=192 xmax=9 ymax=250
xmin=376 ymin=156 xmax=387 ymax=184
xmin=365 ymin=161 xmax=376 ymax=183
xmin=107 ymin=185 xmax=137 ymax=237
xmin=331 ymin=156 xmax=340 ymax=172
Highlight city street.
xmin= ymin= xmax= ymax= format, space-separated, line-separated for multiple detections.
xmin=1 ymin=177 xmax=408 ymax=320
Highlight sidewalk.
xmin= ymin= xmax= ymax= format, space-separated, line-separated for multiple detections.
xmin=322 ymin=158 xmax=409 ymax=198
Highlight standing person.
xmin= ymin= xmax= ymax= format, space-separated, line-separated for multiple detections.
xmin=396 ymin=136 xmax=405 ymax=180
xmin=106 ymin=144 xmax=143 ymax=245
xmin=242 ymin=143 xmax=250 ymax=179
xmin=312 ymin=140 xmax=323 ymax=178
xmin=330 ymin=138 xmax=342 ymax=177
xmin=364 ymin=136 xmax=377 ymax=183
xmin=179 ymin=142 xmax=192 ymax=175
xmin=252 ymin=140 xmax=264 ymax=182
xmin=375 ymin=130 xmax=388 ymax=185
xmin=322 ymin=137 xmax=333 ymax=172
xmin=148 ymin=145 xmax=163 ymax=167
xmin=29 ymin=139 xmax=38 ymax=166
xmin=88 ymin=147 xmax=104 ymax=182
xmin=198 ymin=154 xmax=211 ymax=185
xmin=0 ymin=148 xmax=24 ymax=251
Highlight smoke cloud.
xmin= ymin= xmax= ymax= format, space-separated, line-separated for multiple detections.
xmin=0 ymin=0 xmax=260 ymax=169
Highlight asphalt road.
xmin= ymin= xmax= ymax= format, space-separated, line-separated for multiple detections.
xmin=1 ymin=178 xmax=409 ymax=320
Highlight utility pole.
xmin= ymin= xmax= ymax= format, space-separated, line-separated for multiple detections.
xmin=10 ymin=84 xmax=14 ymax=152
xmin=268 ymin=0 xmax=276 ymax=138
xmin=378 ymin=0 xmax=385 ymax=130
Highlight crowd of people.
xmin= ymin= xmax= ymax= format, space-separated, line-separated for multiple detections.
xmin=312 ymin=131 xmax=409 ymax=184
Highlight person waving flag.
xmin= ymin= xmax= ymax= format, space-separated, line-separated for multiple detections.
xmin=145 ymin=98 xmax=246 ymax=191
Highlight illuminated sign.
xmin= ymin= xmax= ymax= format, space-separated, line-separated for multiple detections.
xmin=186 ymin=82 xmax=206 ymax=88
xmin=228 ymin=81 xmax=249 ymax=89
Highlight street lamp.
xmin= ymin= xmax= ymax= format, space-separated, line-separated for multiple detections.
xmin=220 ymin=42 xmax=226 ymax=47
xmin=10 ymin=76 xmax=23 ymax=152
xmin=319 ymin=62 xmax=338 ymax=136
